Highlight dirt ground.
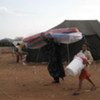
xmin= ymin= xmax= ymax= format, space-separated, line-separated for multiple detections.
xmin=0 ymin=52 xmax=100 ymax=100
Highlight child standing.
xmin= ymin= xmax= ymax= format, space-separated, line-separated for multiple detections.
xmin=16 ymin=43 xmax=21 ymax=63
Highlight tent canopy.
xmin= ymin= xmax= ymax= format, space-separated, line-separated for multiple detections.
xmin=0 ymin=38 xmax=14 ymax=47
xmin=51 ymin=20 xmax=100 ymax=37
xmin=26 ymin=20 xmax=100 ymax=62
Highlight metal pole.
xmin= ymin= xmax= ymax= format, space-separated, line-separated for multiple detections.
xmin=67 ymin=44 xmax=70 ymax=63
xmin=36 ymin=48 xmax=41 ymax=62
xmin=83 ymin=35 xmax=97 ymax=68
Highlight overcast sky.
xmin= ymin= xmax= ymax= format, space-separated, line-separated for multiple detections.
xmin=0 ymin=0 xmax=100 ymax=39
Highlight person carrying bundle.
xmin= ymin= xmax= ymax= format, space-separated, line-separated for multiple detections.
xmin=45 ymin=39 xmax=65 ymax=83
xmin=74 ymin=43 xmax=96 ymax=95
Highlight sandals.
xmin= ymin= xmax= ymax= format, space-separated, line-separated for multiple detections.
xmin=73 ymin=86 xmax=96 ymax=96
xmin=91 ymin=86 xmax=96 ymax=91
xmin=52 ymin=81 xmax=60 ymax=84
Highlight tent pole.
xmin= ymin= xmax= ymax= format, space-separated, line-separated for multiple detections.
xmin=83 ymin=35 xmax=97 ymax=68
xmin=36 ymin=48 xmax=41 ymax=63
xmin=67 ymin=44 xmax=70 ymax=64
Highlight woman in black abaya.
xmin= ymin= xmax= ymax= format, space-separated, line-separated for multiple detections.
xmin=45 ymin=39 xmax=65 ymax=83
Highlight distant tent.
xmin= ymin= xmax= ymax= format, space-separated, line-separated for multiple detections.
xmin=26 ymin=20 xmax=100 ymax=62
xmin=0 ymin=38 xmax=14 ymax=47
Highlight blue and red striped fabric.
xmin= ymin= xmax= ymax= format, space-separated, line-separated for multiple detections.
xmin=23 ymin=28 xmax=81 ymax=49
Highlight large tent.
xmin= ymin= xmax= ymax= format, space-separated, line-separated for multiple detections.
xmin=26 ymin=20 xmax=100 ymax=62
xmin=0 ymin=38 xmax=14 ymax=47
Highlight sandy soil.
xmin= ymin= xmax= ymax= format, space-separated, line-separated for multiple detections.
xmin=0 ymin=53 xmax=100 ymax=100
